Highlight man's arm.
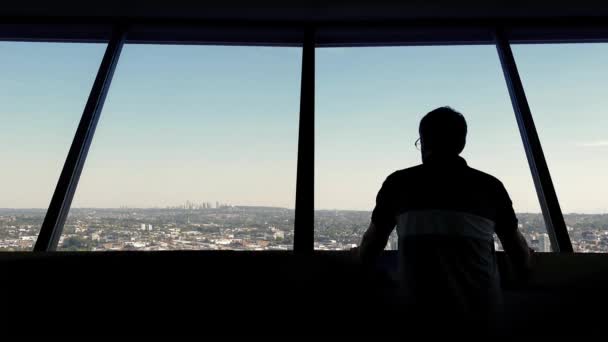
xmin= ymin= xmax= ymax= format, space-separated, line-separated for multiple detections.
xmin=495 ymin=183 xmax=534 ymax=276
xmin=359 ymin=222 xmax=394 ymax=263
xmin=497 ymin=228 xmax=534 ymax=275
xmin=357 ymin=177 xmax=396 ymax=263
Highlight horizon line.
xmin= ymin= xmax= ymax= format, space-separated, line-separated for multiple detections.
xmin=2 ymin=207 xmax=607 ymax=215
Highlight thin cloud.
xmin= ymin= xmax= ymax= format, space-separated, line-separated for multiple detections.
xmin=576 ymin=140 xmax=608 ymax=147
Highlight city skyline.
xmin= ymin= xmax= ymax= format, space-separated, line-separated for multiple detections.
xmin=2 ymin=207 xmax=605 ymax=253
xmin=0 ymin=201 xmax=586 ymax=215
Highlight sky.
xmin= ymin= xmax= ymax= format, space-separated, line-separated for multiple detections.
xmin=0 ymin=41 xmax=606 ymax=214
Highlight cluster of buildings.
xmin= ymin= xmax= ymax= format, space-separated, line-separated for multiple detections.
xmin=1 ymin=209 xmax=608 ymax=253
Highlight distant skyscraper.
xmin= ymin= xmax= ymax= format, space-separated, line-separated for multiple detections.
xmin=216 ymin=201 xmax=220 ymax=209
xmin=141 ymin=224 xmax=146 ymax=231
xmin=148 ymin=224 xmax=153 ymax=231
xmin=540 ymin=233 xmax=551 ymax=252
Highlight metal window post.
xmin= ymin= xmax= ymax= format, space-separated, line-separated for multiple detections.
xmin=495 ymin=28 xmax=574 ymax=253
xmin=34 ymin=26 xmax=127 ymax=251
xmin=293 ymin=28 xmax=315 ymax=254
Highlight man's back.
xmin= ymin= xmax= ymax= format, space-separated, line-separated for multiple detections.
xmin=371 ymin=155 xmax=516 ymax=318
xmin=357 ymin=107 xmax=532 ymax=332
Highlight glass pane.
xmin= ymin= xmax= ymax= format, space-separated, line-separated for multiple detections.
xmin=0 ymin=42 xmax=105 ymax=251
xmin=315 ymin=46 xmax=549 ymax=251
xmin=59 ymin=45 xmax=301 ymax=251
xmin=514 ymin=43 xmax=608 ymax=253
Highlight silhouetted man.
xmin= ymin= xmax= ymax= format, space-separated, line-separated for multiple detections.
xmin=357 ymin=106 xmax=533 ymax=333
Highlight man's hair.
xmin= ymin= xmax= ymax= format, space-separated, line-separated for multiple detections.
xmin=419 ymin=106 xmax=467 ymax=155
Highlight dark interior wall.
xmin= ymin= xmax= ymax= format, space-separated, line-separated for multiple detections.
xmin=2 ymin=251 xmax=607 ymax=335
xmin=500 ymin=253 xmax=608 ymax=336
xmin=1 ymin=0 xmax=608 ymax=22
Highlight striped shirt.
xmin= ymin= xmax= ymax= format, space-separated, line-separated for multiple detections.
xmin=372 ymin=155 xmax=516 ymax=316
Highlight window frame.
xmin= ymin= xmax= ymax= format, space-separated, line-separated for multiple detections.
xmin=4 ymin=18 xmax=604 ymax=252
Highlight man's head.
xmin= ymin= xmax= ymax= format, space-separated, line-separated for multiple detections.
xmin=419 ymin=106 xmax=467 ymax=160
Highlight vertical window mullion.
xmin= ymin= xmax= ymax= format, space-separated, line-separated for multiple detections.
xmin=495 ymin=28 xmax=573 ymax=253
xmin=294 ymin=28 xmax=315 ymax=254
xmin=34 ymin=26 xmax=127 ymax=252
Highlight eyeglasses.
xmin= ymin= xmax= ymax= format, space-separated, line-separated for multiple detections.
xmin=415 ymin=138 xmax=421 ymax=150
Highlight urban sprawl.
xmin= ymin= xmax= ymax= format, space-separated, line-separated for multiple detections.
xmin=1 ymin=204 xmax=607 ymax=252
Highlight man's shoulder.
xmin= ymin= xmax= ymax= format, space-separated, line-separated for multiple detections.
xmin=465 ymin=165 xmax=505 ymax=188
xmin=384 ymin=163 xmax=505 ymax=189
xmin=383 ymin=165 xmax=425 ymax=183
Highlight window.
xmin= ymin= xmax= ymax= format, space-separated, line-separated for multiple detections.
xmin=513 ymin=43 xmax=608 ymax=252
xmin=315 ymin=46 xmax=550 ymax=251
xmin=0 ymin=42 xmax=105 ymax=251
xmin=58 ymin=45 xmax=301 ymax=251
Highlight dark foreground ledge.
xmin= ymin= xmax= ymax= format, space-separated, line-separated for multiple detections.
xmin=1 ymin=251 xmax=607 ymax=335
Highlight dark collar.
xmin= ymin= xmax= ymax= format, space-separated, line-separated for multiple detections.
xmin=423 ymin=154 xmax=467 ymax=167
